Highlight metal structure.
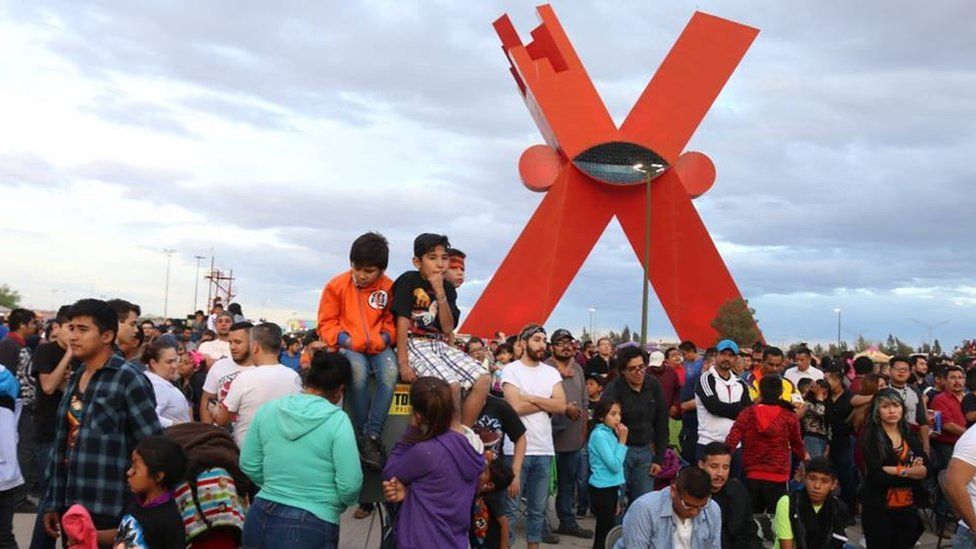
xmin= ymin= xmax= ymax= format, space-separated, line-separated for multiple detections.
xmin=462 ymin=5 xmax=762 ymax=345
xmin=204 ymin=256 xmax=236 ymax=311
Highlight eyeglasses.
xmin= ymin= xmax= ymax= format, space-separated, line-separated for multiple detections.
xmin=675 ymin=491 xmax=709 ymax=512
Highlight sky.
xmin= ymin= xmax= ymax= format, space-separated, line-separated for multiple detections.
xmin=1 ymin=0 xmax=974 ymax=349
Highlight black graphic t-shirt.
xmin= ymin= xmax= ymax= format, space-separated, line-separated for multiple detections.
xmin=473 ymin=395 xmax=526 ymax=456
xmin=391 ymin=270 xmax=460 ymax=338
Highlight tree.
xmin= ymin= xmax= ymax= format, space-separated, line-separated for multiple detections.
xmin=854 ymin=335 xmax=872 ymax=353
xmin=710 ymin=298 xmax=760 ymax=348
xmin=813 ymin=343 xmax=825 ymax=357
xmin=894 ymin=337 xmax=914 ymax=356
xmin=620 ymin=325 xmax=632 ymax=345
xmin=884 ymin=334 xmax=897 ymax=355
xmin=580 ymin=327 xmax=592 ymax=343
xmin=919 ymin=342 xmax=932 ymax=355
xmin=933 ymin=339 xmax=943 ymax=356
xmin=0 ymin=284 xmax=20 ymax=309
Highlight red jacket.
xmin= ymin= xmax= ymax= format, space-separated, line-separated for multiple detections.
xmin=317 ymin=270 xmax=395 ymax=355
xmin=725 ymin=402 xmax=805 ymax=482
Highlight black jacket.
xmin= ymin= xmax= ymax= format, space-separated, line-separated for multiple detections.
xmin=787 ymin=490 xmax=850 ymax=549
xmin=713 ymin=478 xmax=762 ymax=549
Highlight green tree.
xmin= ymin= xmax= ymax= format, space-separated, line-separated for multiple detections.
xmin=884 ymin=334 xmax=897 ymax=355
xmin=919 ymin=342 xmax=932 ymax=355
xmin=813 ymin=343 xmax=825 ymax=357
xmin=0 ymin=284 xmax=20 ymax=309
xmin=933 ymin=339 xmax=943 ymax=356
xmin=854 ymin=335 xmax=872 ymax=353
xmin=620 ymin=325 xmax=632 ymax=345
xmin=894 ymin=337 xmax=914 ymax=356
xmin=827 ymin=341 xmax=850 ymax=356
xmin=580 ymin=327 xmax=591 ymax=343
xmin=710 ymin=298 xmax=760 ymax=348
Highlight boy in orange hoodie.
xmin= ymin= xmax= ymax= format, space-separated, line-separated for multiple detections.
xmin=317 ymin=232 xmax=397 ymax=472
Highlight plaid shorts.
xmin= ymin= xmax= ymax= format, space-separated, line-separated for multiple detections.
xmin=407 ymin=337 xmax=488 ymax=389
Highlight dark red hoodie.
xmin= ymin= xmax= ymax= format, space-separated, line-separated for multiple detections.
xmin=724 ymin=402 xmax=805 ymax=482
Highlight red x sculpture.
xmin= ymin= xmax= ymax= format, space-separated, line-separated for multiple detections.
xmin=462 ymin=5 xmax=761 ymax=345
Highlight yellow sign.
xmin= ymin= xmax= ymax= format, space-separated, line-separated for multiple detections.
xmin=389 ymin=383 xmax=412 ymax=415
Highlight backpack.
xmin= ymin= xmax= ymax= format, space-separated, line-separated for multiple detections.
xmin=165 ymin=423 xmax=253 ymax=542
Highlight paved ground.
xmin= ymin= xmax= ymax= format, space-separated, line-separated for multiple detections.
xmin=13 ymin=507 xmax=950 ymax=548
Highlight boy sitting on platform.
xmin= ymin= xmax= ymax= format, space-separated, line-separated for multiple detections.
xmin=391 ymin=233 xmax=490 ymax=426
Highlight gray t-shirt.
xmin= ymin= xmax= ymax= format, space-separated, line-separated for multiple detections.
xmin=547 ymin=359 xmax=587 ymax=452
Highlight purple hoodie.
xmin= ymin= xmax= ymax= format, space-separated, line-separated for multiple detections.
xmin=383 ymin=425 xmax=485 ymax=549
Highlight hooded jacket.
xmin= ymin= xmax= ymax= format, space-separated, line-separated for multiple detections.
xmin=725 ymin=401 xmax=805 ymax=482
xmin=383 ymin=425 xmax=486 ymax=549
xmin=317 ymin=270 xmax=395 ymax=355
xmin=239 ymin=393 xmax=363 ymax=524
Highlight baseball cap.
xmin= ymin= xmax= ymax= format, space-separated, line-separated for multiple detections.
xmin=550 ymin=329 xmax=574 ymax=344
xmin=716 ymin=339 xmax=740 ymax=354
xmin=648 ymin=351 xmax=666 ymax=367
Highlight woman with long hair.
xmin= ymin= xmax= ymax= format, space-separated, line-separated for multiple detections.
xmin=382 ymin=377 xmax=485 ymax=549
xmin=859 ymin=388 xmax=928 ymax=548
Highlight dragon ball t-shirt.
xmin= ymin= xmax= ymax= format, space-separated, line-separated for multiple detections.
xmin=391 ymin=270 xmax=460 ymax=338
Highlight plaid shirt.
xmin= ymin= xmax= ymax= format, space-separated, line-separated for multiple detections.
xmin=43 ymin=353 xmax=161 ymax=517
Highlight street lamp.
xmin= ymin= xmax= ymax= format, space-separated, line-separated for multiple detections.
xmin=833 ymin=308 xmax=842 ymax=349
xmin=193 ymin=255 xmax=206 ymax=313
xmin=588 ymin=307 xmax=597 ymax=341
xmin=163 ymin=249 xmax=176 ymax=318
xmin=632 ymin=162 xmax=663 ymax=346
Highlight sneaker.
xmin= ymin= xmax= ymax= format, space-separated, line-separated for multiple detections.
xmin=15 ymin=495 xmax=38 ymax=513
xmin=353 ymin=503 xmax=374 ymax=519
xmin=361 ymin=435 xmax=386 ymax=471
xmin=556 ymin=524 xmax=594 ymax=539
xmin=541 ymin=532 xmax=560 ymax=544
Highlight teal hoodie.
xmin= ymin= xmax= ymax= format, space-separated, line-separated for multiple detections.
xmin=240 ymin=393 xmax=362 ymax=524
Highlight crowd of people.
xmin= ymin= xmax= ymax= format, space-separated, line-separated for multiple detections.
xmin=2 ymin=231 xmax=976 ymax=549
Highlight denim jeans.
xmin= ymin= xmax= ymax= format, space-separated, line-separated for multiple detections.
xmin=828 ymin=440 xmax=858 ymax=511
xmin=505 ymin=455 xmax=551 ymax=544
xmin=955 ymin=524 xmax=976 ymax=549
xmin=28 ymin=442 xmax=54 ymax=549
xmin=803 ymin=436 xmax=827 ymax=459
xmin=242 ymin=497 xmax=339 ymax=549
xmin=554 ymin=450 xmax=581 ymax=529
xmin=623 ymin=446 xmax=655 ymax=503
xmin=341 ymin=348 xmax=398 ymax=437
xmin=577 ymin=447 xmax=590 ymax=515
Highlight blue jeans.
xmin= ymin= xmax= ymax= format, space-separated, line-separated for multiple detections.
xmin=577 ymin=447 xmax=590 ymax=515
xmin=242 ymin=497 xmax=339 ymax=549
xmin=555 ymin=450 xmax=581 ymax=529
xmin=341 ymin=348 xmax=398 ymax=437
xmin=623 ymin=446 xmax=655 ymax=503
xmin=955 ymin=524 xmax=976 ymax=549
xmin=828 ymin=440 xmax=858 ymax=511
xmin=505 ymin=455 xmax=551 ymax=544
xmin=29 ymin=442 xmax=54 ymax=549
xmin=804 ymin=436 xmax=827 ymax=458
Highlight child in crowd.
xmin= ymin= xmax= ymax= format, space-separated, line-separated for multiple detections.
xmin=470 ymin=456 xmax=516 ymax=549
xmin=799 ymin=378 xmax=831 ymax=459
xmin=445 ymin=248 xmax=466 ymax=289
xmin=0 ymin=366 xmax=22 ymax=549
xmin=382 ymin=377 xmax=485 ymax=549
xmin=577 ymin=372 xmax=606 ymax=519
xmin=114 ymin=435 xmax=188 ymax=549
xmin=317 ymin=232 xmax=398 ymax=471
xmin=588 ymin=400 xmax=628 ymax=549
xmin=772 ymin=457 xmax=851 ymax=549
xmin=391 ymin=234 xmax=490 ymax=426
xmin=490 ymin=343 xmax=515 ymax=395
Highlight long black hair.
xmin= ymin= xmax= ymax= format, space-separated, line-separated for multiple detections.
xmin=861 ymin=388 xmax=913 ymax=462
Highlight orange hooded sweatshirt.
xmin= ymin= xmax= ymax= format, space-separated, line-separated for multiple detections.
xmin=317 ymin=270 xmax=395 ymax=355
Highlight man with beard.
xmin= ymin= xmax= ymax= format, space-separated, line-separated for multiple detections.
xmin=695 ymin=340 xmax=751 ymax=474
xmin=543 ymin=329 xmax=593 ymax=539
xmin=600 ymin=346 xmax=667 ymax=502
xmin=199 ymin=322 xmax=253 ymax=425
xmin=501 ymin=325 xmax=567 ymax=549
xmin=699 ymin=442 xmax=761 ymax=549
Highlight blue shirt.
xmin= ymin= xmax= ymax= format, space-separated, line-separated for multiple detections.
xmin=588 ymin=424 xmax=627 ymax=488
xmin=279 ymin=351 xmax=302 ymax=372
xmin=615 ymin=487 xmax=722 ymax=549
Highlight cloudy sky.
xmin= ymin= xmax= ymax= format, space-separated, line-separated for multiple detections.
xmin=2 ymin=1 xmax=974 ymax=348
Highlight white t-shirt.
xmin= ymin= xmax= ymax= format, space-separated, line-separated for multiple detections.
xmin=673 ymin=513 xmax=693 ymax=549
xmin=198 ymin=339 xmax=231 ymax=362
xmin=203 ymin=358 xmax=251 ymax=404
xmin=222 ymin=364 xmax=302 ymax=446
xmin=951 ymin=424 xmax=976 ymax=527
xmin=783 ymin=365 xmax=824 ymax=387
xmin=144 ymin=370 xmax=190 ymax=428
xmin=501 ymin=360 xmax=563 ymax=456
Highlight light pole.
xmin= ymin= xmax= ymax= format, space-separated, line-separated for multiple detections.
xmin=163 ymin=249 xmax=176 ymax=318
xmin=833 ymin=308 xmax=842 ymax=349
xmin=588 ymin=307 xmax=596 ymax=341
xmin=633 ymin=163 xmax=666 ymax=346
xmin=193 ymin=255 xmax=206 ymax=313
xmin=911 ymin=318 xmax=949 ymax=348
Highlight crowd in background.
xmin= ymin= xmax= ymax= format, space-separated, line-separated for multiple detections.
xmin=3 ymin=231 xmax=976 ymax=549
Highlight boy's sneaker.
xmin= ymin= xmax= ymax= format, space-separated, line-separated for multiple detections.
xmin=361 ymin=434 xmax=386 ymax=471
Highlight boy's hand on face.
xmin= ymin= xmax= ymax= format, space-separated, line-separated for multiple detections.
xmin=428 ymin=271 xmax=446 ymax=296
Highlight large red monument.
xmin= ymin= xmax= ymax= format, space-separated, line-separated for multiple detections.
xmin=462 ymin=5 xmax=760 ymax=345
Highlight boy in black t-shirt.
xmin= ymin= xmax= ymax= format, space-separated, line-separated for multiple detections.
xmin=470 ymin=458 xmax=516 ymax=549
xmin=391 ymin=233 xmax=490 ymax=425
